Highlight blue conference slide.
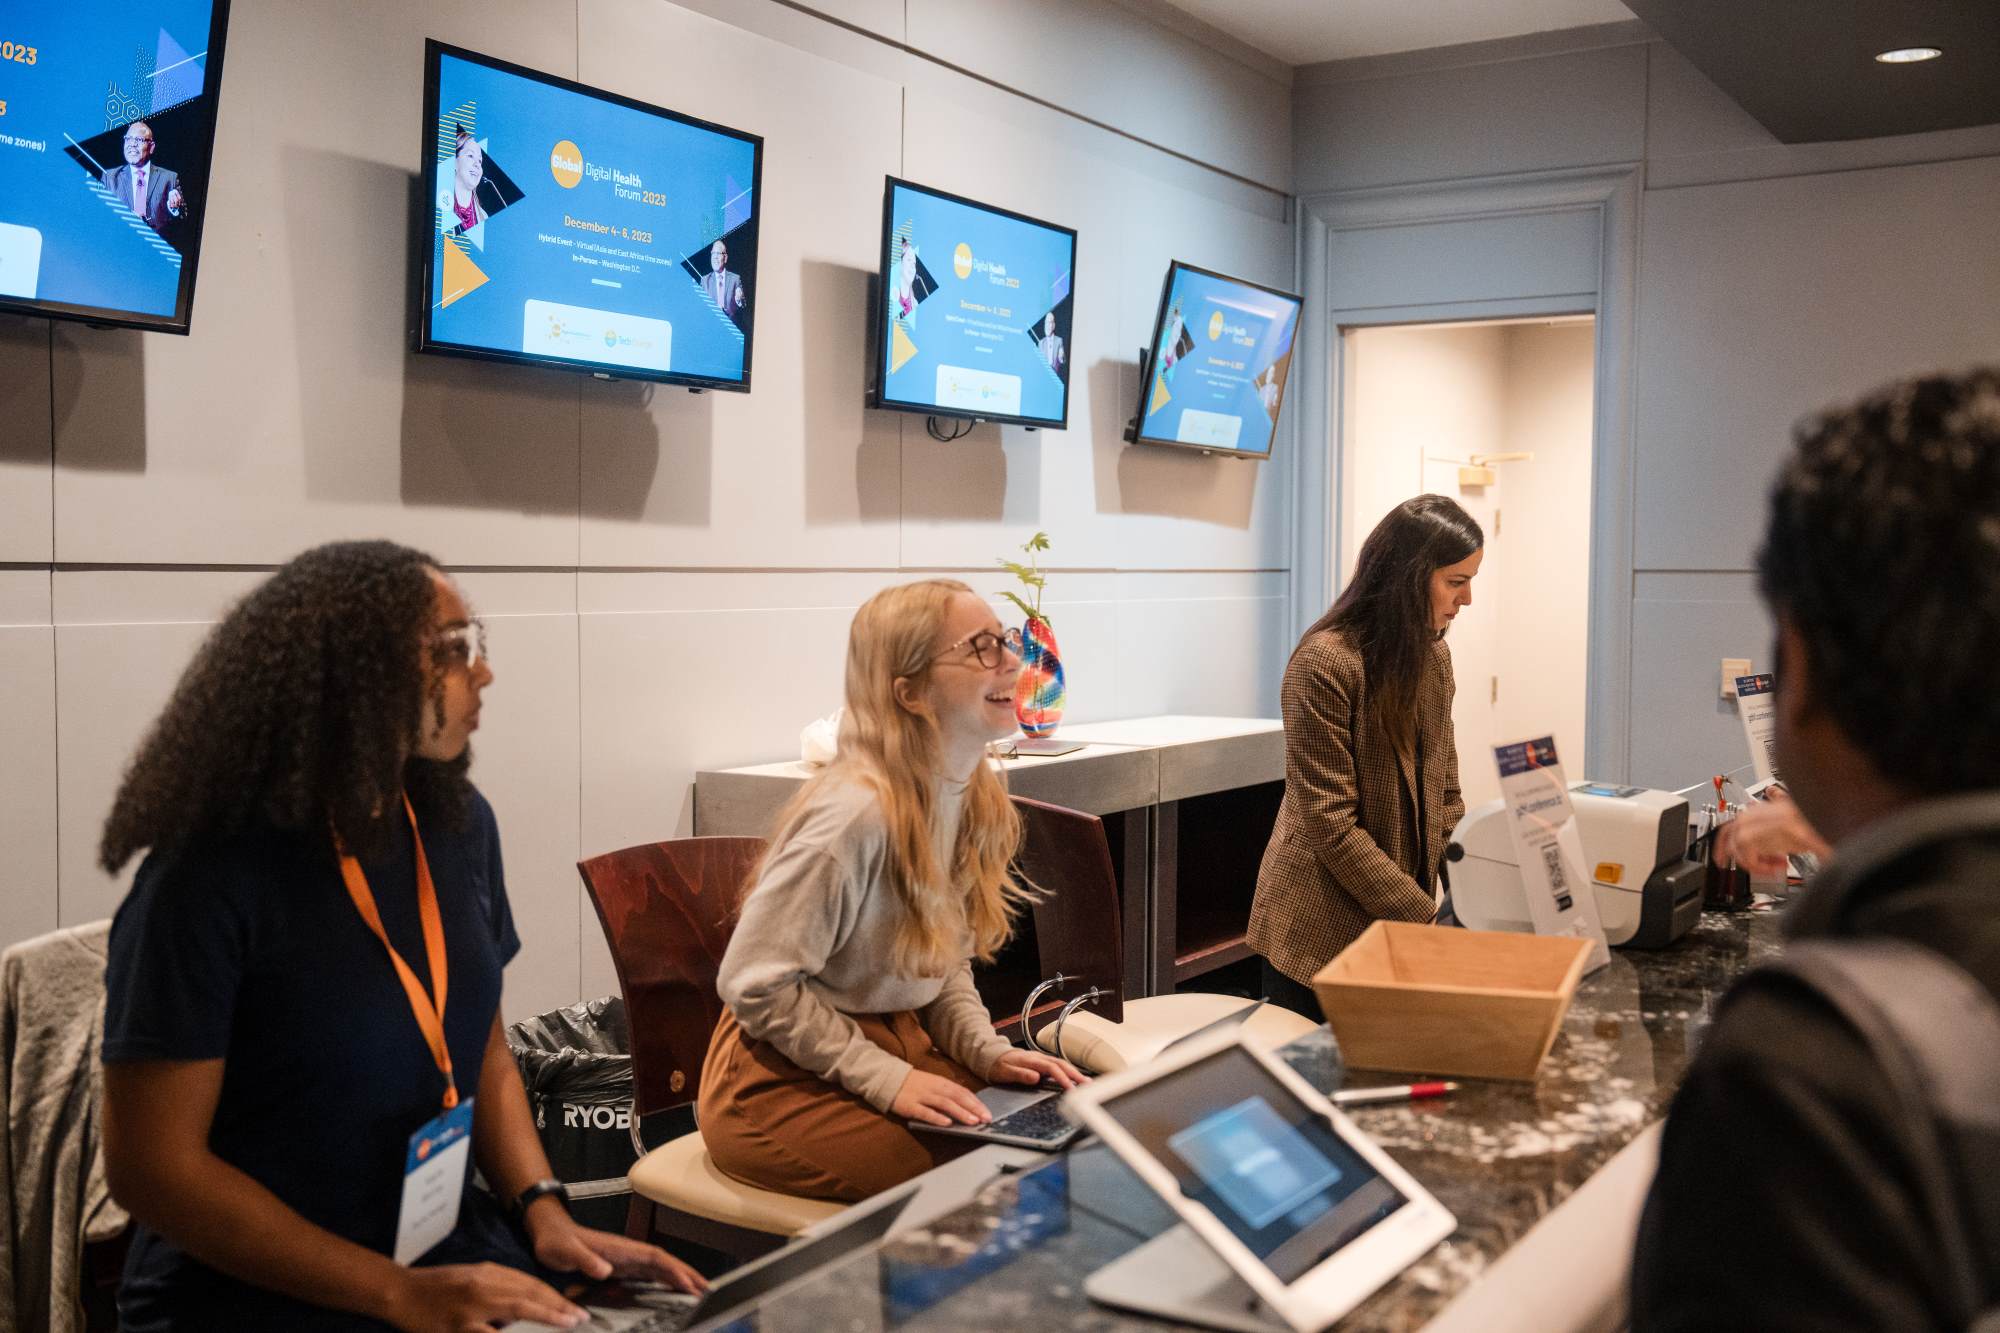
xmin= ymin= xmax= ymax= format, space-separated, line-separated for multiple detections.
xmin=881 ymin=181 xmax=1073 ymax=425
xmin=427 ymin=51 xmax=758 ymax=384
xmin=1139 ymin=267 xmax=1301 ymax=454
xmin=0 ymin=2 xmax=221 ymax=323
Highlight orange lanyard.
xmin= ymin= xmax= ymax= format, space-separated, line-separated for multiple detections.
xmin=336 ymin=796 xmax=457 ymax=1109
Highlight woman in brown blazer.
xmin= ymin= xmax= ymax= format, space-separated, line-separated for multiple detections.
xmin=1249 ymin=495 xmax=1483 ymax=1016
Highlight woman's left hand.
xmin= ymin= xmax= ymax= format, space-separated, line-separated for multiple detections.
xmin=989 ymin=1047 xmax=1090 ymax=1089
xmin=526 ymin=1205 xmax=707 ymax=1294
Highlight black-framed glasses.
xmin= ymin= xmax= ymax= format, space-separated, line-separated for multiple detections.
xmin=431 ymin=618 xmax=488 ymax=671
xmin=931 ymin=626 xmax=1023 ymax=669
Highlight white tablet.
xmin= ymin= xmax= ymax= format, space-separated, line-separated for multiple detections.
xmin=1063 ymin=1027 xmax=1455 ymax=1333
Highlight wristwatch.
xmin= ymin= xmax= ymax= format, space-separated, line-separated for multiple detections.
xmin=510 ymin=1178 xmax=570 ymax=1223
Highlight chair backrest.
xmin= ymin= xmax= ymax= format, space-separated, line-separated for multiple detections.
xmin=577 ymin=837 xmax=764 ymax=1120
xmin=1013 ymin=796 xmax=1126 ymax=1025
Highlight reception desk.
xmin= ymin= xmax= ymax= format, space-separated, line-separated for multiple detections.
xmin=668 ymin=907 xmax=1785 ymax=1331
xmin=693 ymin=716 xmax=1285 ymax=1005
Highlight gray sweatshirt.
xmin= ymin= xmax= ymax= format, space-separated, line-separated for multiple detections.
xmin=716 ymin=773 xmax=1013 ymax=1111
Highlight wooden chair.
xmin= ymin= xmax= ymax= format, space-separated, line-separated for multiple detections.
xmin=1012 ymin=796 xmax=1319 ymax=1071
xmin=577 ymin=838 xmax=841 ymax=1258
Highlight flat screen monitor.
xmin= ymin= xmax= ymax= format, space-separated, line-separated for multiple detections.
xmin=1133 ymin=261 xmax=1301 ymax=459
xmin=0 ymin=1 xmax=233 ymax=333
xmin=416 ymin=42 xmax=763 ymax=390
xmin=874 ymin=176 xmax=1076 ymax=430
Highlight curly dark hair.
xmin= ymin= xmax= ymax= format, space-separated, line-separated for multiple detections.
xmin=1302 ymin=494 xmax=1483 ymax=749
xmin=99 ymin=540 xmax=473 ymax=873
xmin=1758 ymin=367 xmax=2000 ymax=795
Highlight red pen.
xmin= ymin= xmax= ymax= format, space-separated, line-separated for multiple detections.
xmin=1332 ymin=1081 xmax=1457 ymax=1107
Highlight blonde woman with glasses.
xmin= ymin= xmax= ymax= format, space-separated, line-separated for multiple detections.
xmin=701 ymin=580 xmax=1087 ymax=1201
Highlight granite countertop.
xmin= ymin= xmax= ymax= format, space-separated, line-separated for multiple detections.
xmin=711 ymin=906 xmax=1790 ymax=1332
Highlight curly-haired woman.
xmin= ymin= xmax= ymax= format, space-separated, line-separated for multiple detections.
xmin=700 ymin=579 xmax=1087 ymax=1202
xmin=98 ymin=541 xmax=703 ymax=1332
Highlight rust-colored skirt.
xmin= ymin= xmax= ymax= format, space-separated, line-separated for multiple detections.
xmin=698 ymin=1007 xmax=984 ymax=1203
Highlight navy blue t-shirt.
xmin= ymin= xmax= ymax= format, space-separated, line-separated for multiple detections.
xmin=103 ymin=788 xmax=531 ymax=1330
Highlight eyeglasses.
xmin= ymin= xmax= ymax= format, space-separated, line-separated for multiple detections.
xmin=431 ymin=620 xmax=487 ymax=671
xmin=930 ymin=626 xmax=1023 ymax=669
xmin=122 ymin=135 xmax=153 ymax=144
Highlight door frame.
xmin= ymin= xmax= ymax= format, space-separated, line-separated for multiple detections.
xmin=1289 ymin=164 xmax=1640 ymax=781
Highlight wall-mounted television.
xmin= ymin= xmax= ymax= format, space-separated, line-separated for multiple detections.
xmin=416 ymin=42 xmax=763 ymax=391
xmin=873 ymin=176 xmax=1076 ymax=430
xmin=0 ymin=0 xmax=233 ymax=333
xmin=1132 ymin=261 xmax=1302 ymax=459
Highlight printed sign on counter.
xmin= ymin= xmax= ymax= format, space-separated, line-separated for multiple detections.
xmin=1493 ymin=736 xmax=1610 ymax=973
xmin=1735 ymin=673 xmax=1779 ymax=786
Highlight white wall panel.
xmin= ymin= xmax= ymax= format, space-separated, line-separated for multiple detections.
xmin=0 ymin=316 xmax=51 ymax=562
xmin=54 ymin=629 xmax=217 ymax=929
xmin=1112 ymin=572 xmax=1287 ymax=719
xmin=1327 ymin=210 xmax=1603 ymax=315
xmin=51 ymin=0 xmax=581 ymax=568
xmin=1628 ymin=574 xmax=1772 ymax=792
xmin=49 ymin=569 xmax=586 ymax=1024
xmin=577 ymin=578 xmax=857 ymax=997
xmin=787 ymin=0 xmax=905 ymax=43
xmin=53 ymin=571 xmax=277 ymax=927
xmin=897 ymin=79 xmax=1293 ymax=573
xmin=576 ymin=0 xmax=904 ymax=569
xmin=454 ymin=573 xmax=584 ymax=1023
xmin=911 ymin=0 xmax=1291 ymax=194
xmin=1294 ymin=43 xmax=1645 ymax=194
xmin=0 ymin=573 xmax=56 ymax=953
xmin=1633 ymin=155 xmax=2000 ymax=571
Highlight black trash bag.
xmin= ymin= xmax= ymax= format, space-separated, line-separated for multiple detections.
xmin=507 ymin=997 xmax=636 ymax=1230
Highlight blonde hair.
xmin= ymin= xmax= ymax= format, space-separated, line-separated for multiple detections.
xmin=763 ymin=579 xmax=1030 ymax=978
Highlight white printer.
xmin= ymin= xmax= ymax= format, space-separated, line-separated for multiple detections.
xmin=1449 ymin=782 xmax=1705 ymax=948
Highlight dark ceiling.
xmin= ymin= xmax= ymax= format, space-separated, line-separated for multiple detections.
xmin=1618 ymin=0 xmax=2000 ymax=143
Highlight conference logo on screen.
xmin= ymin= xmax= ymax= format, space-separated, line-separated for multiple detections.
xmin=953 ymin=243 xmax=973 ymax=279
xmin=1208 ymin=310 xmax=1225 ymax=341
xmin=550 ymin=140 xmax=583 ymax=188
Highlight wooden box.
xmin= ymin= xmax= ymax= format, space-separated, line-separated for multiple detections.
xmin=1310 ymin=922 xmax=1593 ymax=1081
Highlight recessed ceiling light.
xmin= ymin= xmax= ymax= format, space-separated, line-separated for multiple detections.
xmin=1874 ymin=46 xmax=1942 ymax=63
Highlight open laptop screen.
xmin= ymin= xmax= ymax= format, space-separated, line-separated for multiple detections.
xmin=1096 ymin=1045 xmax=1406 ymax=1283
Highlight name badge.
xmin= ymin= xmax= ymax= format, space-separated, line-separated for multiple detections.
xmin=394 ymin=1096 xmax=474 ymax=1265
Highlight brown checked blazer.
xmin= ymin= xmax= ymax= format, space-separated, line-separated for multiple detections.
xmin=1249 ymin=628 xmax=1465 ymax=985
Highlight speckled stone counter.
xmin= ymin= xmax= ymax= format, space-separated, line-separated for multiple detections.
xmin=701 ymin=907 xmax=1789 ymax=1332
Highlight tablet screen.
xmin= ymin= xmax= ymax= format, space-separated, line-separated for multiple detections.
xmin=1097 ymin=1046 xmax=1407 ymax=1283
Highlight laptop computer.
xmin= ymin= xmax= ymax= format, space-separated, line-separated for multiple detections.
xmin=500 ymin=1181 xmax=916 ymax=1332
xmin=913 ymin=999 xmax=1272 ymax=1152
xmin=1064 ymin=1028 xmax=1455 ymax=1333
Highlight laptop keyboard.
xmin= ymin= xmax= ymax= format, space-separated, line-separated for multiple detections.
xmin=989 ymin=1097 xmax=1077 ymax=1143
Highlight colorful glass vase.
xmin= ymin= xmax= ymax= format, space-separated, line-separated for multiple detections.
xmin=1013 ymin=616 xmax=1066 ymax=737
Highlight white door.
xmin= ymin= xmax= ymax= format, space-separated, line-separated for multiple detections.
xmin=1341 ymin=319 xmax=1595 ymax=818
xmin=1422 ymin=454 xmax=1501 ymax=812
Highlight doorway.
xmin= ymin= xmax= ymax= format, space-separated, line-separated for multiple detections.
xmin=1339 ymin=317 xmax=1596 ymax=810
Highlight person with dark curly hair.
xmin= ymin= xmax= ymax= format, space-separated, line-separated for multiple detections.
xmin=98 ymin=541 xmax=704 ymax=1332
xmin=1632 ymin=368 xmax=2000 ymax=1329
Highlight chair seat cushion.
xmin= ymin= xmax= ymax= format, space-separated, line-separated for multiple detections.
xmin=1036 ymin=993 xmax=1322 ymax=1073
xmin=627 ymin=1131 xmax=843 ymax=1236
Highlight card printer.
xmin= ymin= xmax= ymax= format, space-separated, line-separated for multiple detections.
xmin=1449 ymin=783 xmax=1704 ymax=948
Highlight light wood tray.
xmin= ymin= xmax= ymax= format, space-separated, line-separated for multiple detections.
xmin=1310 ymin=922 xmax=1593 ymax=1081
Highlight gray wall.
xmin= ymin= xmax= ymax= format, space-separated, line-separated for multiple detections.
xmin=1294 ymin=25 xmax=2000 ymax=792
xmin=0 ymin=0 xmax=1295 ymax=1019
